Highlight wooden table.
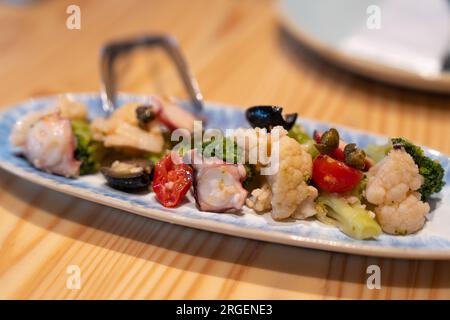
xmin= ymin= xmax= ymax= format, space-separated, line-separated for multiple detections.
xmin=0 ymin=0 xmax=449 ymax=299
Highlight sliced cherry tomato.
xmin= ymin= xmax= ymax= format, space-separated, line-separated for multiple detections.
xmin=312 ymin=155 xmax=363 ymax=193
xmin=153 ymin=153 xmax=193 ymax=208
xmin=330 ymin=147 xmax=345 ymax=162
xmin=315 ymin=130 xmax=371 ymax=171
xmin=314 ymin=130 xmax=345 ymax=161
xmin=331 ymin=146 xmax=372 ymax=170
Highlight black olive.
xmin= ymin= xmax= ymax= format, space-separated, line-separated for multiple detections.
xmin=246 ymin=106 xmax=297 ymax=131
xmin=101 ymin=160 xmax=153 ymax=191
xmin=136 ymin=105 xmax=156 ymax=126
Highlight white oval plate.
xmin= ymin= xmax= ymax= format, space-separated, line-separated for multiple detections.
xmin=1 ymin=93 xmax=449 ymax=259
xmin=279 ymin=0 xmax=450 ymax=93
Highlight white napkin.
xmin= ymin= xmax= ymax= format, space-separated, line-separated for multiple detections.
xmin=340 ymin=0 xmax=450 ymax=77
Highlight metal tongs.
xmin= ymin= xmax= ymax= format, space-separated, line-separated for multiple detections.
xmin=100 ymin=34 xmax=204 ymax=116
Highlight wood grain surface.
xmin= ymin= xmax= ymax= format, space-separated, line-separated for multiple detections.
xmin=0 ymin=0 xmax=449 ymax=299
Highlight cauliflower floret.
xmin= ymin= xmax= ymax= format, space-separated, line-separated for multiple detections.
xmin=268 ymin=131 xmax=316 ymax=220
xmin=376 ymin=192 xmax=429 ymax=235
xmin=292 ymin=185 xmax=318 ymax=219
xmin=365 ymin=149 xmax=430 ymax=234
xmin=232 ymin=126 xmax=317 ymax=220
xmin=246 ymin=183 xmax=272 ymax=212
xmin=232 ymin=126 xmax=285 ymax=166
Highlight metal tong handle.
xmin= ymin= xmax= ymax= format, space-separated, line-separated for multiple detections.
xmin=100 ymin=34 xmax=204 ymax=115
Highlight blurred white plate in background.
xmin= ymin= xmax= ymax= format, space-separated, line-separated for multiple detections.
xmin=279 ymin=0 xmax=450 ymax=93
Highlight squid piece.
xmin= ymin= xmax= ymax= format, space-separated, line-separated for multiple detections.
xmin=190 ymin=153 xmax=248 ymax=213
xmin=10 ymin=109 xmax=53 ymax=148
xmin=158 ymin=97 xmax=199 ymax=133
xmin=23 ymin=113 xmax=80 ymax=177
xmin=10 ymin=97 xmax=88 ymax=148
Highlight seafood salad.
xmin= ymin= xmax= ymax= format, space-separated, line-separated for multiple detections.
xmin=9 ymin=96 xmax=446 ymax=240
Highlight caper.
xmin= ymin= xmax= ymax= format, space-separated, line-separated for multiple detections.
xmin=344 ymin=143 xmax=357 ymax=156
xmin=320 ymin=128 xmax=339 ymax=149
xmin=344 ymin=143 xmax=366 ymax=170
xmin=315 ymin=128 xmax=340 ymax=154
xmin=315 ymin=143 xmax=332 ymax=154
xmin=136 ymin=105 xmax=156 ymax=126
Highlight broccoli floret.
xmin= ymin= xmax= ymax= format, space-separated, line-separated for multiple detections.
xmin=242 ymin=164 xmax=256 ymax=190
xmin=391 ymin=137 xmax=445 ymax=200
xmin=146 ymin=150 xmax=167 ymax=163
xmin=202 ymin=136 xmax=255 ymax=189
xmin=288 ymin=124 xmax=319 ymax=158
xmin=202 ymin=136 xmax=243 ymax=163
xmin=202 ymin=136 xmax=242 ymax=163
xmin=317 ymin=193 xmax=381 ymax=240
xmin=71 ymin=120 xmax=103 ymax=175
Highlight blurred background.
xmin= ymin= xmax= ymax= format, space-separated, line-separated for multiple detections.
xmin=0 ymin=0 xmax=449 ymax=151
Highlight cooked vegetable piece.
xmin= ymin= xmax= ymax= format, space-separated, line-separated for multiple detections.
xmin=288 ymin=124 xmax=312 ymax=144
xmin=267 ymin=128 xmax=318 ymax=220
xmin=317 ymin=193 xmax=381 ymax=240
xmin=312 ymin=155 xmax=363 ymax=193
xmin=330 ymin=147 xmax=345 ymax=162
xmin=147 ymin=151 xmax=168 ymax=163
xmin=231 ymin=126 xmax=318 ymax=220
xmin=315 ymin=128 xmax=370 ymax=170
xmin=202 ymin=136 xmax=242 ymax=162
xmin=288 ymin=124 xmax=319 ymax=158
xmin=391 ymin=137 xmax=445 ymax=200
xmin=152 ymin=152 xmax=193 ymax=208
xmin=71 ymin=119 xmax=103 ymax=175
xmin=364 ymin=143 xmax=393 ymax=163
xmin=365 ymin=148 xmax=430 ymax=234
xmin=242 ymin=164 xmax=256 ymax=189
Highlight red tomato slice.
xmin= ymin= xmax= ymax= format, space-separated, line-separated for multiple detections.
xmin=330 ymin=147 xmax=345 ymax=162
xmin=312 ymin=155 xmax=363 ymax=193
xmin=153 ymin=153 xmax=193 ymax=208
xmin=314 ymin=130 xmax=345 ymax=161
